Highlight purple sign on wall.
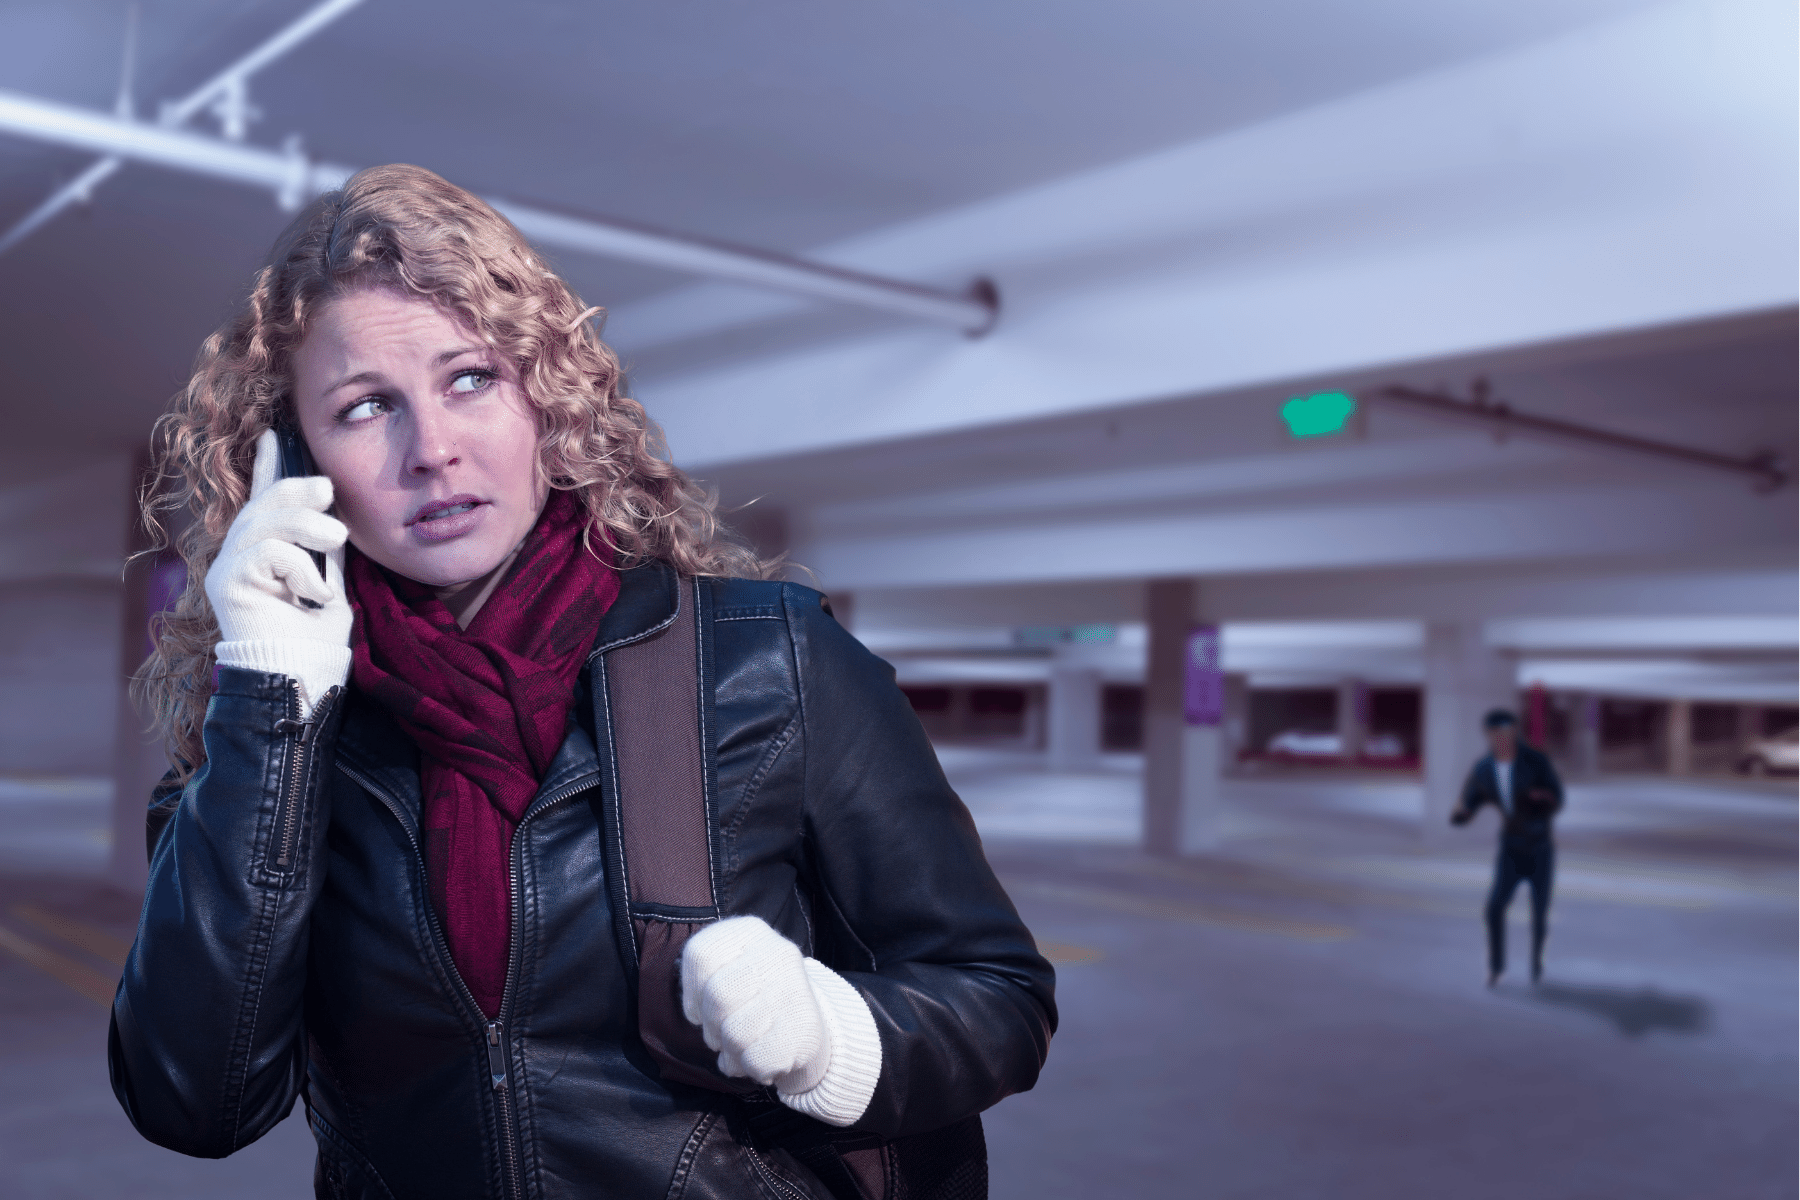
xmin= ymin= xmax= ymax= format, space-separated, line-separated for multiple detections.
xmin=141 ymin=552 xmax=189 ymax=660
xmin=1184 ymin=623 xmax=1223 ymax=726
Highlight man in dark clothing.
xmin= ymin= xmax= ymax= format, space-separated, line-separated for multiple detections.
xmin=1450 ymin=708 xmax=1564 ymax=986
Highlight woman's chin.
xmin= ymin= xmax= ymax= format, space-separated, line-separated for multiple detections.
xmin=357 ymin=541 xmax=512 ymax=591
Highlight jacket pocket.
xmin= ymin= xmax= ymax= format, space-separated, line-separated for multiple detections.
xmin=672 ymin=1110 xmax=839 ymax=1200
xmin=309 ymin=1109 xmax=398 ymax=1200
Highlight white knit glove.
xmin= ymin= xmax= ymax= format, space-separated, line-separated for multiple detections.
xmin=681 ymin=915 xmax=883 ymax=1127
xmin=205 ymin=429 xmax=352 ymax=716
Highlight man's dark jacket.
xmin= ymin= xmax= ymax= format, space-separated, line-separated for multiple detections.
xmin=1454 ymin=742 xmax=1564 ymax=839
xmin=109 ymin=562 xmax=1057 ymax=1199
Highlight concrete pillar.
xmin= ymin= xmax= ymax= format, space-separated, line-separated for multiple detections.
xmin=1022 ymin=685 xmax=1047 ymax=752
xmin=1047 ymin=654 xmax=1103 ymax=771
xmin=1570 ymin=693 xmax=1601 ymax=777
xmin=1222 ymin=673 xmax=1250 ymax=763
xmin=109 ymin=452 xmax=160 ymax=896
xmin=823 ymin=590 xmax=854 ymax=633
xmin=1144 ymin=579 xmax=1222 ymax=856
xmin=1336 ymin=678 xmax=1366 ymax=762
xmin=1666 ymin=699 xmax=1693 ymax=776
xmin=1422 ymin=621 xmax=1516 ymax=837
xmin=1738 ymin=704 xmax=1764 ymax=745
xmin=734 ymin=503 xmax=790 ymax=563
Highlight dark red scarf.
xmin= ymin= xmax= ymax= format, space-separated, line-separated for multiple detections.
xmin=347 ymin=490 xmax=617 ymax=1017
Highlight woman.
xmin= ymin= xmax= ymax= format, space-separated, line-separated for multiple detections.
xmin=111 ymin=164 xmax=1055 ymax=1200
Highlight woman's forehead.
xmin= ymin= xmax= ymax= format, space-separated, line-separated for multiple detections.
xmin=304 ymin=290 xmax=486 ymax=364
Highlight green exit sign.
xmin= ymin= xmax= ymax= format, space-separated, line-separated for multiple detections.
xmin=1282 ymin=391 xmax=1357 ymax=438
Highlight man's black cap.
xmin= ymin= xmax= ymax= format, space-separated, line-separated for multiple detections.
xmin=1483 ymin=708 xmax=1518 ymax=730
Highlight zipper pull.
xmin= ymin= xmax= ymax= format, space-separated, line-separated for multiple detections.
xmin=273 ymin=718 xmax=311 ymax=737
xmin=486 ymin=1020 xmax=509 ymax=1091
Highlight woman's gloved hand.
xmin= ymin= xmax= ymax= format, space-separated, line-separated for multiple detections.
xmin=680 ymin=915 xmax=883 ymax=1127
xmin=204 ymin=428 xmax=352 ymax=716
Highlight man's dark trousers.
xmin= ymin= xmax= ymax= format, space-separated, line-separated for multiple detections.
xmin=1486 ymin=833 xmax=1554 ymax=977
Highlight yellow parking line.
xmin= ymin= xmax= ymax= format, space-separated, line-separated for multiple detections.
xmin=1037 ymin=939 xmax=1105 ymax=964
xmin=1013 ymin=880 xmax=1355 ymax=943
xmin=0 ymin=923 xmax=116 ymax=1007
xmin=1125 ymin=857 xmax=1470 ymax=918
xmin=12 ymin=904 xmax=130 ymax=967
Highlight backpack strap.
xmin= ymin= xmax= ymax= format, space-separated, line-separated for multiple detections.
xmin=598 ymin=575 xmax=750 ymax=1095
xmin=600 ymin=574 xmax=928 ymax=1200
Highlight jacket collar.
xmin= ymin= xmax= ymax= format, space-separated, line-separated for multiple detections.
xmin=335 ymin=560 xmax=668 ymax=826
xmin=336 ymin=686 xmax=604 ymax=830
xmin=588 ymin=558 xmax=681 ymax=658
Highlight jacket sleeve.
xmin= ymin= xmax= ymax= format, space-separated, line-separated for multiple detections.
xmin=1531 ymin=748 xmax=1565 ymax=814
xmin=782 ymin=586 xmax=1057 ymax=1139
xmin=108 ymin=667 xmax=343 ymax=1157
xmin=1457 ymin=761 xmax=1488 ymax=818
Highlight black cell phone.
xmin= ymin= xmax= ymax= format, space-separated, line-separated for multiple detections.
xmin=276 ymin=421 xmax=318 ymax=483
xmin=275 ymin=423 xmax=328 ymax=606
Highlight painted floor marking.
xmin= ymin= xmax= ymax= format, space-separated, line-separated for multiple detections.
xmin=0 ymin=922 xmax=116 ymax=1007
xmin=13 ymin=904 xmax=130 ymax=967
xmin=1013 ymin=880 xmax=1355 ymax=943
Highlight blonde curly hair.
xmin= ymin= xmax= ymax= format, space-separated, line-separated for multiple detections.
xmin=136 ymin=163 xmax=770 ymax=777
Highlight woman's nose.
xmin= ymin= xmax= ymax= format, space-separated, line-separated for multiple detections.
xmin=405 ymin=409 xmax=461 ymax=475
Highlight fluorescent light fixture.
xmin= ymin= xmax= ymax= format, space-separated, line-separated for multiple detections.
xmin=1281 ymin=391 xmax=1357 ymax=438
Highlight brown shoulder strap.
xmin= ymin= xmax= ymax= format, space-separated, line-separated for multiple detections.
xmin=604 ymin=576 xmax=907 ymax=1200
xmin=603 ymin=576 xmax=748 ymax=1094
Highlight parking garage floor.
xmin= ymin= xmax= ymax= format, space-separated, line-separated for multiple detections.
xmin=1 ymin=760 xmax=1793 ymax=1199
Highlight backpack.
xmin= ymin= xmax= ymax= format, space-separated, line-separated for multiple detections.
xmin=596 ymin=578 xmax=987 ymax=1200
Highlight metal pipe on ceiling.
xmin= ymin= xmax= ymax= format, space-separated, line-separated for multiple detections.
xmin=0 ymin=87 xmax=998 ymax=334
xmin=1371 ymin=381 xmax=1788 ymax=492
xmin=0 ymin=0 xmax=365 ymax=257
xmin=158 ymin=0 xmax=366 ymax=131
xmin=0 ymin=89 xmax=345 ymax=206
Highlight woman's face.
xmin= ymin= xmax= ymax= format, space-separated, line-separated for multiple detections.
xmin=291 ymin=286 xmax=546 ymax=590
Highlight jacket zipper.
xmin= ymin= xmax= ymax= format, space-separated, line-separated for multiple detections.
xmin=748 ymin=1146 xmax=812 ymax=1200
xmin=486 ymin=1018 xmax=522 ymax=1199
xmin=340 ymin=762 xmax=598 ymax=1200
xmin=270 ymin=684 xmax=337 ymax=874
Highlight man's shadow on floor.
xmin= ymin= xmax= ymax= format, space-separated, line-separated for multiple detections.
xmin=1511 ymin=980 xmax=1710 ymax=1038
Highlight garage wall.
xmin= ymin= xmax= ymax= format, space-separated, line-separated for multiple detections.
xmin=0 ymin=580 xmax=123 ymax=777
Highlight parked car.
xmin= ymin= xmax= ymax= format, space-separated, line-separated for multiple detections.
xmin=1266 ymin=730 xmax=1342 ymax=758
xmin=1264 ymin=730 xmax=1410 ymax=760
xmin=1362 ymin=732 xmax=1407 ymax=759
xmin=1737 ymin=727 xmax=1799 ymax=776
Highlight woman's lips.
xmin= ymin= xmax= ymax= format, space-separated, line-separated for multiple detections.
xmin=407 ymin=497 xmax=488 ymax=543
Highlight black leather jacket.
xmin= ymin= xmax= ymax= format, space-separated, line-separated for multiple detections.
xmin=109 ymin=562 xmax=1056 ymax=1199
xmin=1452 ymin=742 xmax=1564 ymax=840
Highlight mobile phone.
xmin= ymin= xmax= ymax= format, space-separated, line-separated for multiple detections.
xmin=276 ymin=421 xmax=318 ymax=483
xmin=275 ymin=423 xmax=329 ymax=607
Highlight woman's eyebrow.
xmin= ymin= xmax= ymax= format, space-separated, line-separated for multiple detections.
xmin=319 ymin=348 xmax=488 ymax=397
xmin=320 ymin=369 xmax=383 ymax=398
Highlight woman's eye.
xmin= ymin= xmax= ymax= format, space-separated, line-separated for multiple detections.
xmin=340 ymin=398 xmax=389 ymax=423
xmin=450 ymin=369 xmax=496 ymax=394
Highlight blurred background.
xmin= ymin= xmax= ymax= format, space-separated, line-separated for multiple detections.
xmin=0 ymin=0 xmax=1793 ymax=1196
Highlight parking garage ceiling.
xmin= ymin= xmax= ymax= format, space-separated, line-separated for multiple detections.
xmin=1 ymin=0 xmax=1670 ymax=477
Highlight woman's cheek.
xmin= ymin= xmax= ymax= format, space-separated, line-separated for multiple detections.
xmin=325 ymin=485 xmax=382 ymax=552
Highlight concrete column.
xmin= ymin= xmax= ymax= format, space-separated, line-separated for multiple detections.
xmin=1047 ymin=655 xmax=1103 ymax=771
xmin=109 ymin=452 xmax=159 ymax=896
xmin=1666 ymin=699 xmax=1693 ymax=776
xmin=1144 ymin=578 xmax=1222 ymax=856
xmin=1570 ymin=693 xmax=1601 ymax=777
xmin=1422 ymin=621 xmax=1516 ymax=837
xmin=1738 ymin=704 xmax=1764 ymax=746
xmin=1022 ymin=685 xmax=1047 ymax=752
xmin=829 ymin=591 xmax=854 ymax=633
xmin=734 ymin=503 xmax=790 ymax=563
xmin=1336 ymin=678 xmax=1366 ymax=762
xmin=1222 ymin=673 xmax=1250 ymax=763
